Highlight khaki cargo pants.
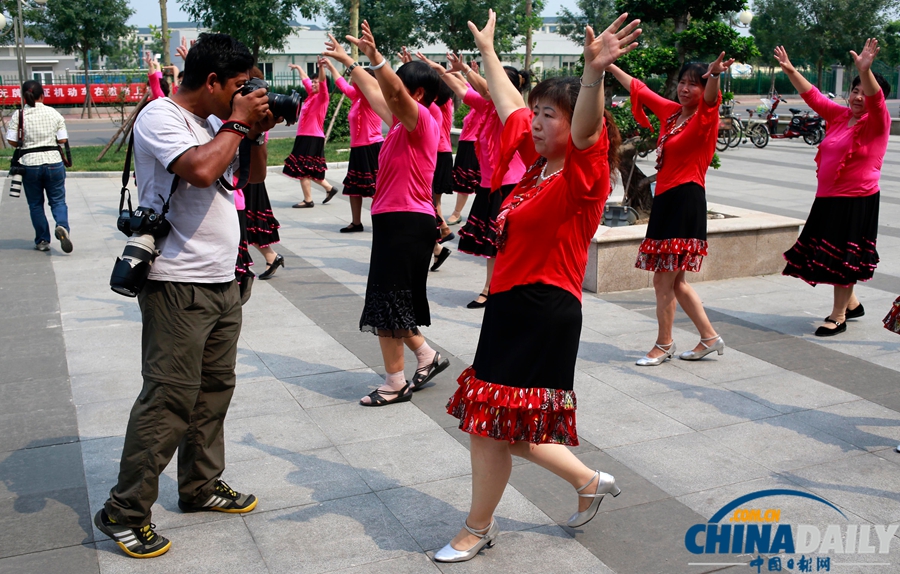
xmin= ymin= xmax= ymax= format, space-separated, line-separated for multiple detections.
xmin=105 ymin=279 xmax=242 ymax=527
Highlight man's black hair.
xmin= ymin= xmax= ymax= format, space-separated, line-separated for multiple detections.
xmin=851 ymin=72 xmax=892 ymax=98
xmin=180 ymin=33 xmax=254 ymax=91
xmin=396 ymin=61 xmax=440 ymax=107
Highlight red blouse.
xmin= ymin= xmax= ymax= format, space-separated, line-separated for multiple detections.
xmin=630 ymin=79 xmax=719 ymax=195
xmin=490 ymin=108 xmax=611 ymax=302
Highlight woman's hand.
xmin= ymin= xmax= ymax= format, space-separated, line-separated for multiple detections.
xmin=468 ymin=9 xmax=497 ymax=55
xmin=773 ymin=46 xmax=796 ymax=74
xmin=398 ymin=46 xmax=413 ymax=64
xmin=347 ymin=20 xmax=383 ymax=67
xmin=324 ymin=33 xmax=354 ymax=67
xmin=176 ymin=37 xmax=190 ymax=61
xmin=851 ymin=38 xmax=880 ymax=74
xmin=415 ymin=51 xmax=446 ymax=75
xmin=144 ymin=52 xmax=160 ymax=74
xmin=704 ymin=51 xmax=735 ymax=78
xmin=288 ymin=63 xmax=308 ymax=79
xmin=583 ymin=13 xmax=641 ymax=73
xmin=446 ymin=52 xmax=468 ymax=74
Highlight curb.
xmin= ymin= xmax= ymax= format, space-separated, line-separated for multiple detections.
xmin=0 ymin=162 xmax=352 ymax=179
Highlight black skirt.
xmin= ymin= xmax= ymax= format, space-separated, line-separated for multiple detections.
xmin=783 ymin=192 xmax=880 ymax=286
xmin=447 ymin=283 xmax=580 ymax=445
xmin=452 ymin=140 xmax=480 ymax=195
xmin=244 ymin=182 xmax=280 ymax=247
xmin=635 ymin=182 xmax=709 ymax=273
xmin=235 ymin=209 xmax=254 ymax=277
xmin=458 ymin=184 xmax=516 ymax=258
xmin=283 ymin=135 xmax=326 ymax=180
xmin=432 ymin=151 xmax=454 ymax=195
xmin=344 ymin=142 xmax=381 ymax=197
xmin=359 ymin=212 xmax=439 ymax=338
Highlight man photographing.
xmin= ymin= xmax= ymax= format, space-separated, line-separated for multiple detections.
xmin=95 ymin=33 xmax=279 ymax=559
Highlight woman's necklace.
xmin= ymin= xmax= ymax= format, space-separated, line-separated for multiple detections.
xmin=540 ymin=162 xmax=563 ymax=182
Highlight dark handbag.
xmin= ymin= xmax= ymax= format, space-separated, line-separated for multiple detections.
xmin=238 ymin=272 xmax=254 ymax=305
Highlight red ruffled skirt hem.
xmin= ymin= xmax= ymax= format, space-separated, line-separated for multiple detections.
xmin=884 ymin=297 xmax=900 ymax=335
xmin=635 ymin=237 xmax=708 ymax=273
xmin=446 ymin=367 xmax=578 ymax=445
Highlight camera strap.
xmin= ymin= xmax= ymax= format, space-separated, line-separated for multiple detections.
xmin=216 ymin=137 xmax=252 ymax=191
xmin=119 ymin=130 xmax=179 ymax=220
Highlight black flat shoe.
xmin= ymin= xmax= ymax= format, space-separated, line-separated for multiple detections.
xmin=323 ymin=187 xmax=339 ymax=204
xmin=360 ymin=382 xmax=413 ymax=406
xmin=431 ymin=247 xmax=451 ymax=271
xmin=411 ymin=353 xmax=450 ymax=391
xmin=257 ymin=254 xmax=284 ymax=280
xmin=293 ymin=200 xmax=314 ymax=208
xmin=466 ymin=291 xmax=489 ymax=309
xmin=815 ymin=318 xmax=846 ymax=337
xmin=438 ymin=232 xmax=456 ymax=244
xmin=340 ymin=223 xmax=364 ymax=233
xmin=825 ymin=303 xmax=865 ymax=321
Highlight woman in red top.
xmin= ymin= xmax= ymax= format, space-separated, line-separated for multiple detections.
xmin=775 ymin=42 xmax=890 ymax=337
xmin=608 ymin=56 xmax=732 ymax=366
xmin=435 ymin=11 xmax=639 ymax=563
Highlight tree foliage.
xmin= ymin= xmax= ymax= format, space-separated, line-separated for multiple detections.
xmin=324 ymin=0 xmax=425 ymax=58
xmin=29 ymin=0 xmax=134 ymax=61
xmin=556 ymin=0 xmax=617 ymax=46
xmin=180 ymin=0 xmax=322 ymax=65
xmin=421 ymin=0 xmax=544 ymax=54
xmin=105 ymin=34 xmax=144 ymax=69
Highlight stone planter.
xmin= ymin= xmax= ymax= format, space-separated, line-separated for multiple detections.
xmin=583 ymin=202 xmax=805 ymax=293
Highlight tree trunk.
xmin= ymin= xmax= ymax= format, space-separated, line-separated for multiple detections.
xmin=618 ymin=140 xmax=655 ymax=217
xmin=524 ymin=0 xmax=532 ymax=70
xmin=83 ymin=48 xmax=92 ymax=119
xmin=665 ymin=12 xmax=690 ymax=99
xmin=350 ymin=0 xmax=359 ymax=60
xmin=816 ymin=58 xmax=823 ymax=89
xmin=252 ymin=43 xmax=260 ymax=67
xmin=769 ymin=65 xmax=776 ymax=95
xmin=159 ymin=0 xmax=170 ymax=66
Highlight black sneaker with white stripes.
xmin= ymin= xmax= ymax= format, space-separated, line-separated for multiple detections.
xmin=94 ymin=509 xmax=171 ymax=558
xmin=178 ymin=479 xmax=258 ymax=514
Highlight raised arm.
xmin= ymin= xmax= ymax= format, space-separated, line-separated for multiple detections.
xmin=347 ymin=20 xmax=420 ymax=132
xmin=607 ymin=64 xmax=634 ymax=92
xmin=572 ymin=14 xmax=641 ymax=150
xmin=850 ymin=38 xmax=882 ymax=96
xmin=316 ymin=57 xmax=327 ymax=84
xmin=446 ymin=52 xmax=489 ymax=98
xmin=324 ymin=32 xmax=392 ymax=124
xmin=324 ymin=57 xmax=359 ymax=100
xmin=773 ymin=46 xmax=813 ymax=95
xmin=416 ymin=52 xmax=469 ymax=99
xmin=702 ymin=52 xmax=734 ymax=107
xmin=467 ymin=9 xmax=523 ymax=123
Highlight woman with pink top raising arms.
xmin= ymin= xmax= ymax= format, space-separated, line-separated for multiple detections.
xmin=448 ymin=71 xmax=482 ymax=226
xmin=776 ymin=40 xmax=890 ymax=337
xmin=324 ymin=24 xmax=451 ymax=406
xmin=283 ymin=60 xmax=339 ymax=208
xmin=321 ymin=56 xmax=384 ymax=233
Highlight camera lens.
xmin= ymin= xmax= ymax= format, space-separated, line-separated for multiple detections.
xmin=269 ymin=91 xmax=302 ymax=126
xmin=110 ymin=234 xmax=158 ymax=297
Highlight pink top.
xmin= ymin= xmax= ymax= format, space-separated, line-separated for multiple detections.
xmin=801 ymin=86 xmax=890 ymax=198
xmin=463 ymin=89 xmax=525 ymax=189
xmin=372 ymin=103 xmax=440 ymax=216
xmin=438 ymin=100 xmax=454 ymax=153
xmin=233 ymin=132 xmax=268 ymax=210
xmin=335 ymin=76 xmax=384 ymax=147
xmin=297 ymin=77 xmax=329 ymax=138
xmin=458 ymin=89 xmax=481 ymax=141
xmin=148 ymin=71 xmax=165 ymax=100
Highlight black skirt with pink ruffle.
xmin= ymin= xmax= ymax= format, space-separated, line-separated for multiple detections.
xmin=635 ymin=182 xmax=708 ymax=273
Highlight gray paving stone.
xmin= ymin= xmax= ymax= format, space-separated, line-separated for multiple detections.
xmin=582 ymin=361 xmax=716 ymax=398
xmin=377 ymin=475 xmax=551 ymax=551
xmin=639 ymin=384 xmax=782 ymax=431
xmin=668 ymin=346 xmax=785 ymax=384
xmin=0 ymin=442 xmax=86 ymax=498
xmin=224 ymin=411 xmax=333 ymax=463
xmin=428 ymin=524 xmax=613 ymax=574
xmin=70 ymin=371 xmax=143 ymax=406
xmin=305 ymin=400 xmax=439 ymax=446
xmin=337 ymin=429 xmax=471 ymax=491
xmin=95 ymin=515 xmax=267 ymax=574
xmin=787 ymin=400 xmax=900 ymax=453
xmin=328 ymin=553 xmax=442 ymax=573
xmin=243 ymin=493 xmax=420 ymax=574
xmin=721 ymin=371 xmax=860 ymax=414
xmin=75 ymin=398 xmax=134 ymax=439
xmin=0 ymin=486 xmax=93 ymax=559
xmin=280 ymin=367 xmax=385 ymax=408
xmin=0 ymin=543 xmax=98 ymax=574
xmin=607 ymin=432 xmax=770 ymax=497
xmin=226 ymin=378 xmax=303 ymax=421
xmin=703 ymin=414 xmax=866 ymax=473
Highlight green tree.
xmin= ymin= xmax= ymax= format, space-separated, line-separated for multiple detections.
xmin=145 ymin=24 xmax=169 ymax=60
xmin=324 ymin=0 xmax=425 ymax=59
xmin=105 ymin=34 xmax=143 ymax=69
xmin=180 ymin=0 xmax=322 ymax=65
xmin=421 ymin=0 xmax=544 ymax=54
xmin=556 ymin=0 xmax=617 ymax=46
xmin=879 ymin=19 xmax=900 ymax=67
xmin=28 ymin=0 xmax=134 ymax=118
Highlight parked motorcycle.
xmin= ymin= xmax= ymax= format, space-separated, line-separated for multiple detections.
xmin=744 ymin=92 xmax=826 ymax=148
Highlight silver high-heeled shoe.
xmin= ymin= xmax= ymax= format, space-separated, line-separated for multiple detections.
xmin=433 ymin=520 xmax=499 ymax=563
xmin=635 ymin=342 xmax=676 ymax=367
xmin=567 ymin=470 xmax=621 ymax=528
xmin=679 ymin=336 xmax=725 ymax=361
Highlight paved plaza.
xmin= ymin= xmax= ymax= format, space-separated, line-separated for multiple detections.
xmin=1 ymin=136 xmax=899 ymax=574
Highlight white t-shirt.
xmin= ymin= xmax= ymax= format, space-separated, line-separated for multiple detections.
xmin=133 ymin=98 xmax=240 ymax=283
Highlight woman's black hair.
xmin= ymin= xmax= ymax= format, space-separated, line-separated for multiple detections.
xmin=159 ymin=77 xmax=170 ymax=97
xmin=22 ymin=80 xmax=43 ymax=107
xmin=180 ymin=33 xmax=254 ymax=91
xmin=504 ymin=66 xmax=531 ymax=94
xmin=396 ymin=61 xmax=441 ymax=107
xmin=678 ymin=62 xmax=709 ymax=87
xmin=851 ymin=72 xmax=892 ymax=98
xmin=435 ymin=80 xmax=453 ymax=107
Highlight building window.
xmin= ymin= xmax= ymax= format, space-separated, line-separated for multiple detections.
xmin=259 ymin=62 xmax=273 ymax=81
xmin=32 ymin=66 xmax=53 ymax=85
xmin=307 ymin=61 xmax=318 ymax=77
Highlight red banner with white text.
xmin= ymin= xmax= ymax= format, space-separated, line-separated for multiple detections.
xmin=0 ymin=83 xmax=148 ymax=106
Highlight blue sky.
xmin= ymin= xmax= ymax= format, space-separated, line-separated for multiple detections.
xmin=127 ymin=0 xmax=578 ymax=28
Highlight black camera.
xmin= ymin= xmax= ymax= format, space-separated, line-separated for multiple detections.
xmin=110 ymin=206 xmax=171 ymax=297
xmin=240 ymin=77 xmax=303 ymax=126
